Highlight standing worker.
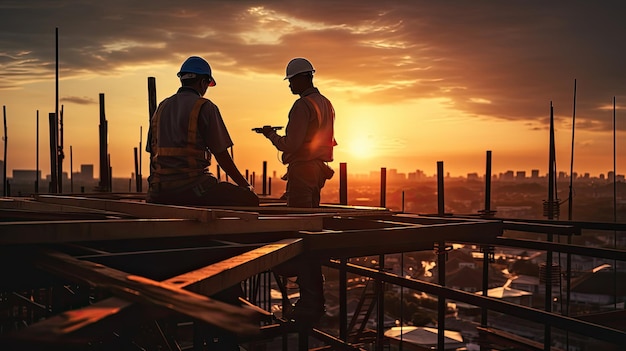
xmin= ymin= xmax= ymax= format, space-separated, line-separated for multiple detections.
xmin=146 ymin=56 xmax=258 ymax=350
xmin=260 ymin=57 xmax=336 ymax=207
xmin=258 ymin=57 xmax=337 ymax=323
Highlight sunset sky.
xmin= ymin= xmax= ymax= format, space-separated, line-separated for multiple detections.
xmin=1 ymin=1 xmax=625 ymax=180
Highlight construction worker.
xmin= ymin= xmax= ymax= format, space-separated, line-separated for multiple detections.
xmin=146 ymin=56 xmax=257 ymax=350
xmin=260 ymin=57 xmax=336 ymax=207
xmin=146 ymin=56 xmax=258 ymax=207
xmin=259 ymin=57 xmax=337 ymax=323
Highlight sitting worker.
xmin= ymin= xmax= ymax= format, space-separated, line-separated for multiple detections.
xmin=146 ymin=55 xmax=258 ymax=350
xmin=146 ymin=55 xmax=258 ymax=207
xmin=258 ymin=57 xmax=337 ymax=324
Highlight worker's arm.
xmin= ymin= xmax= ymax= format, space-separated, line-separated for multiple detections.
xmin=213 ymin=150 xmax=251 ymax=189
xmin=263 ymin=100 xmax=309 ymax=152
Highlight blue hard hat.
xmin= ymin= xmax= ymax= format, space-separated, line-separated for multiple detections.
xmin=177 ymin=56 xmax=216 ymax=86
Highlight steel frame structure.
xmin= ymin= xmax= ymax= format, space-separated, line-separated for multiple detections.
xmin=0 ymin=194 xmax=624 ymax=350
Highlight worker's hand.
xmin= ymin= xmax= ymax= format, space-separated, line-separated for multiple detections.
xmin=261 ymin=125 xmax=275 ymax=137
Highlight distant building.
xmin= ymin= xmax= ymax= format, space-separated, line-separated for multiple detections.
xmin=467 ymin=172 xmax=479 ymax=181
xmin=12 ymin=169 xmax=41 ymax=183
xmin=608 ymin=171 xmax=614 ymax=182
xmin=516 ymin=171 xmax=526 ymax=181
xmin=387 ymin=168 xmax=406 ymax=182
xmin=407 ymin=169 xmax=426 ymax=181
xmin=500 ymin=170 xmax=514 ymax=181
xmin=531 ymin=169 xmax=540 ymax=179
xmin=81 ymin=164 xmax=94 ymax=179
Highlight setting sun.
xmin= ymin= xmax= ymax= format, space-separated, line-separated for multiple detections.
xmin=346 ymin=136 xmax=375 ymax=159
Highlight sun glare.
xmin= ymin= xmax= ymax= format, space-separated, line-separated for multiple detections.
xmin=347 ymin=136 xmax=375 ymax=159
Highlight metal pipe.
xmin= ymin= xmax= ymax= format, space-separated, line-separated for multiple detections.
xmin=262 ymin=161 xmax=267 ymax=195
xmin=379 ymin=167 xmax=386 ymax=208
xmin=48 ymin=112 xmax=58 ymax=193
xmin=134 ymin=147 xmax=139 ymax=192
xmin=99 ymin=93 xmax=108 ymax=192
xmin=437 ymin=161 xmax=444 ymax=215
xmin=36 ymin=110 xmax=39 ymax=193
xmin=3 ymin=106 xmax=7 ymax=196
xmin=339 ymin=162 xmax=347 ymax=205
xmin=484 ymin=150 xmax=492 ymax=216
xmin=58 ymin=105 xmax=63 ymax=193
xmin=55 ymin=28 xmax=60 ymax=193
xmin=70 ymin=145 xmax=73 ymax=193
xmin=545 ymin=101 xmax=555 ymax=351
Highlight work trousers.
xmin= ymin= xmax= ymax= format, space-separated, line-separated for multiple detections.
xmin=147 ymin=176 xmax=259 ymax=207
xmin=285 ymin=160 xmax=332 ymax=207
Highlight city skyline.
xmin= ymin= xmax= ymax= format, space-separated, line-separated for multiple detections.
xmin=3 ymin=159 xmax=624 ymax=184
xmin=1 ymin=1 xmax=625 ymax=179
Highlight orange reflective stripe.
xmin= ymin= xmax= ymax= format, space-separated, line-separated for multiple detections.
xmin=157 ymin=147 xmax=205 ymax=158
xmin=149 ymin=97 xmax=209 ymax=185
xmin=188 ymin=98 xmax=206 ymax=146
xmin=187 ymin=98 xmax=207 ymax=169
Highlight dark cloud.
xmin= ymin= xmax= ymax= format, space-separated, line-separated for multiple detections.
xmin=61 ymin=96 xmax=96 ymax=105
xmin=1 ymin=0 xmax=625 ymax=131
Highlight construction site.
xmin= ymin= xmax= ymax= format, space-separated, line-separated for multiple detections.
xmin=1 ymin=49 xmax=624 ymax=350
xmin=1 ymin=159 xmax=625 ymax=351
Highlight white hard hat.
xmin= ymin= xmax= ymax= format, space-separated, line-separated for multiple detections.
xmin=284 ymin=58 xmax=315 ymax=80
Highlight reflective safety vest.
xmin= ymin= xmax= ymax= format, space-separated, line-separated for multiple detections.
xmin=149 ymin=97 xmax=209 ymax=186
xmin=283 ymin=94 xmax=337 ymax=164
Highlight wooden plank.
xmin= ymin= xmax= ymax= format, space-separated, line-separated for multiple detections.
xmin=35 ymin=194 xmax=260 ymax=221
xmin=33 ymin=249 xmax=261 ymax=335
xmin=0 ymin=197 xmax=124 ymax=215
xmin=302 ymin=221 xmax=503 ymax=257
xmin=0 ymin=217 xmax=323 ymax=244
xmin=165 ymin=238 xmax=304 ymax=295
xmin=9 ymin=239 xmax=303 ymax=344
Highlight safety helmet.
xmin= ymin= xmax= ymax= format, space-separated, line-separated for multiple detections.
xmin=177 ymin=56 xmax=216 ymax=86
xmin=284 ymin=58 xmax=315 ymax=80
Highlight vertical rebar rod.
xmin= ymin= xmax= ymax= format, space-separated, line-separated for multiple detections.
xmin=613 ymin=96 xmax=618 ymax=310
xmin=379 ymin=167 xmax=386 ymax=208
xmin=2 ymin=106 xmax=7 ymax=196
xmin=545 ymin=101 xmax=555 ymax=351
xmin=70 ymin=145 xmax=73 ymax=193
xmin=49 ymin=112 xmax=58 ymax=193
xmin=36 ymin=110 xmax=39 ymax=193
xmin=58 ymin=105 xmax=63 ymax=193
xmin=484 ymin=150 xmax=492 ymax=215
xmin=436 ymin=160 xmax=446 ymax=349
xmin=339 ymin=162 xmax=347 ymax=205
xmin=98 ymin=94 xmax=108 ymax=191
xmin=55 ymin=28 xmax=60 ymax=193
xmin=134 ymin=147 xmax=139 ymax=192
xmin=437 ymin=161 xmax=444 ymax=215
xmin=262 ymin=161 xmax=267 ymax=195
xmin=138 ymin=126 xmax=142 ymax=192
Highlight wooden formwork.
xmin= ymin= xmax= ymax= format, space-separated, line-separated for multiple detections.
xmin=0 ymin=194 xmax=503 ymax=350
